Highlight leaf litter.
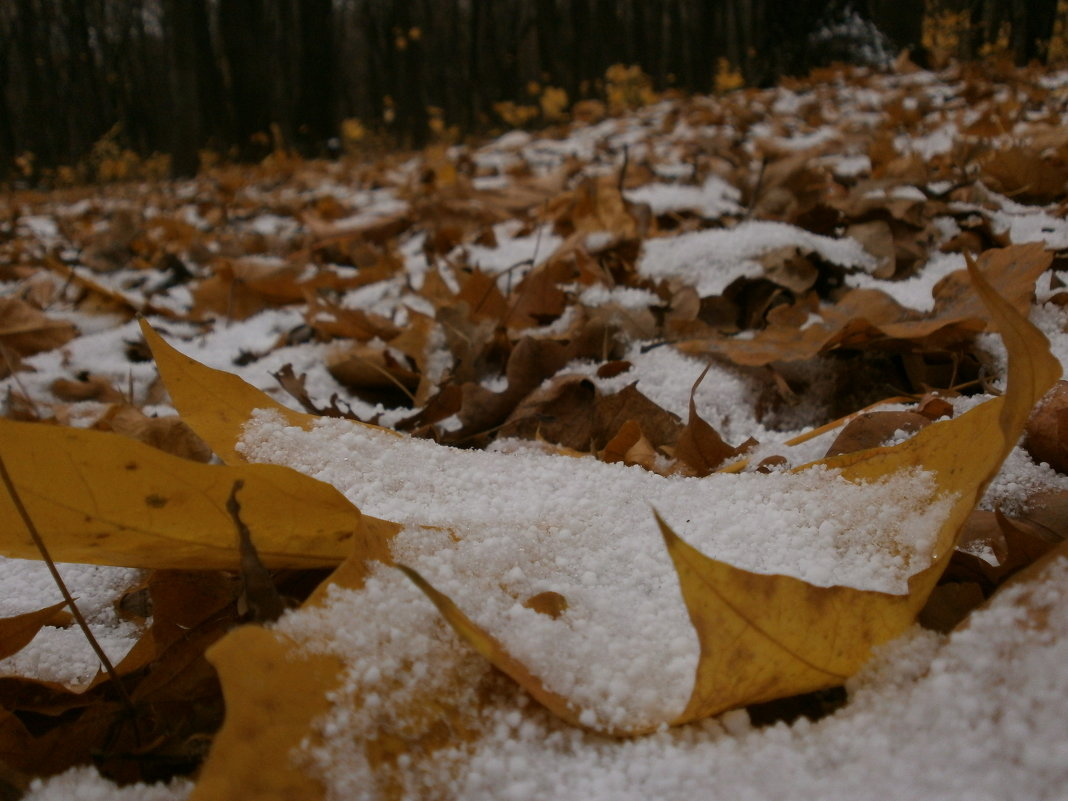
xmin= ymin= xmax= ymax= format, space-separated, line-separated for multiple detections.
xmin=4 ymin=60 xmax=1068 ymax=799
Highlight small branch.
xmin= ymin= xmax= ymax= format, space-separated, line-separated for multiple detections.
xmin=227 ymin=480 xmax=286 ymax=622
xmin=0 ymin=451 xmax=134 ymax=711
xmin=617 ymin=143 xmax=630 ymax=193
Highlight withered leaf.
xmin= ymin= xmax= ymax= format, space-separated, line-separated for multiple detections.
xmin=674 ymin=365 xmax=752 ymax=475
xmin=1024 ymin=379 xmax=1068 ymax=473
xmin=400 ymin=250 xmax=1060 ymax=730
xmin=50 ymin=374 xmax=126 ymax=403
xmin=823 ymin=411 xmax=931 ymax=457
xmin=0 ymin=601 xmax=69 ymax=662
xmin=93 ymin=404 xmax=214 ymax=463
xmin=0 ymin=298 xmax=77 ymax=365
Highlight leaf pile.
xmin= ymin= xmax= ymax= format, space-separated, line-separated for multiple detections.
xmin=2 ymin=59 xmax=1068 ymax=797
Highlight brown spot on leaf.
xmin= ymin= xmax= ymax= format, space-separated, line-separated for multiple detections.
xmin=145 ymin=494 xmax=168 ymax=509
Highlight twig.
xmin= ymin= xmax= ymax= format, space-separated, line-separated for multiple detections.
xmin=227 ymin=480 xmax=286 ymax=622
xmin=0 ymin=451 xmax=134 ymax=711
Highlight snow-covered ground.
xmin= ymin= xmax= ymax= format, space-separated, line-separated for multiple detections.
xmin=5 ymin=61 xmax=1068 ymax=799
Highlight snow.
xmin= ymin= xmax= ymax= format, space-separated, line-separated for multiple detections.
xmin=10 ymin=62 xmax=1068 ymax=800
xmin=625 ymin=175 xmax=742 ymax=220
xmin=845 ymin=251 xmax=965 ymax=311
xmin=639 ymin=221 xmax=874 ymax=296
xmin=0 ymin=561 xmax=143 ymax=685
xmin=237 ymin=409 xmax=949 ymax=731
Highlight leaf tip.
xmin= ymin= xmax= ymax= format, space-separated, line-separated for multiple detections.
xmin=652 ymin=508 xmax=680 ymax=548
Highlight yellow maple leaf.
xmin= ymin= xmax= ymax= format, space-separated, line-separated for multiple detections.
xmin=147 ymin=254 xmax=1058 ymax=798
xmin=403 ymin=253 xmax=1060 ymax=728
xmin=138 ymin=319 xmax=319 ymax=464
xmin=0 ymin=418 xmax=363 ymax=570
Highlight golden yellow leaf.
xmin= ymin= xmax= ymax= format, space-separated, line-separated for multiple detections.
xmin=399 ymin=253 xmax=1060 ymax=731
xmin=398 ymin=565 xmax=590 ymax=730
xmin=0 ymin=418 xmax=360 ymax=570
xmin=663 ymin=252 xmax=1061 ymax=723
xmin=189 ymin=626 xmax=344 ymax=801
xmin=140 ymin=319 xmax=404 ymax=545
xmin=138 ymin=318 xmax=318 ymax=464
xmin=139 ymin=318 xmax=401 ymax=466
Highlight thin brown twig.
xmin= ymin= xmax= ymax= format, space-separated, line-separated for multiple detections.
xmin=1 ymin=347 xmax=42 ymax=419
xmin=0 ymin=451 xmax=135 ymax=712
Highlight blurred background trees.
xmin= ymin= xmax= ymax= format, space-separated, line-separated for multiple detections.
xmin=0 ymin=0 xmax=1062 ymax=182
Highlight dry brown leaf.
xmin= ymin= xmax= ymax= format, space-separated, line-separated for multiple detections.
xmin=823 ymin=411 xmax=931 ymax=457
xmin=678 ymin=244 xmax=1051 ymax=366
xmin=0 ymin=298 xmax=77 ymax=363
xmin=674 ymin=365 xmax=752 ymax=475
xmin=592 ymin=382 xmax=683 ymax=450
xmin=846 ymin=219 xmax=896 ymax=278
xmin=192 ymin=258 xmax=307 ymax=320
xmin=0 ymin=601 xmax=69 ymax=662
xmin=304 ymin=295 xmax=400 ymax=342
xmin=398 ymin=250 xmax=1060 ymax=731
xmin=50 ymin=374 xmax=126 ymax=403
xmin=980 ymin=146 xmax=1068 ymax=204
xmin=326 ymin=344 xmax=419 ymax=407
xmin=758 ymin=246 xmax=819 ymax=293
xmin=601 ymin=419 xmax=653 ymax=467
xmin=498 ymin=375 xmax=597 ymax=450
xmin=1024 ymin=379 xmax=1068 ymax=472
xmin=93 ymin=404 xmax=214 ymax=462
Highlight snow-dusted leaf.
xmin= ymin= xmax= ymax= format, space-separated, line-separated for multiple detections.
xmin=189 ymin=626 xmax=345 ymax=801
xmin=399 ymin=255 xmax=1060 ymax=730
xmin=139 ymin=319 xmax=320 ymax=464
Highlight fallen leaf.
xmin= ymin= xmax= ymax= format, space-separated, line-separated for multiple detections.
xmin=272 ymin=364 xmax=362 ymax=420
xmin=674 ymin=365 xmax=752 ymax=475
xmin=186 ymin=627 xmax=345 ymax=801
xmin=93 ymin=404 xmax=214 ymax=462
xmin=677 ymin=244 xmax=1051 ymax=367
xmin=0 ymin=298 xmax=77 ymax=367
xmin=1024 ymin=379 xmax=1068 ymax=472
xmin=326 ymin=344 xmax=419 ymax=408
xmin=400 ymin=250 xmax=1061 ymax=729
xmin=980 ymin=146 xmax=1068 ymax=205
xmin=192 ymin=258 xmax=306 ymax=320
xmin=140 ymin=318 xmax=399 ymax=464
xmin=823 ymin=411 xmax=931 ymax=457
xmin=397 ymin=566 xmax=591 ymax=731
xmin=0 ymin=417 xmax=363 ymax=570
xmin=600 ymin=419 xmax=659 ymax=470
xmin=846 ymin=219 xmax=896 ymax=278
xmin=0 ymin=601 xmax=69 ymax=661
xmin=304 ymin=294 xmax=400 ymax=342
xmin=50 ymin=374 xmax=126 ymax=403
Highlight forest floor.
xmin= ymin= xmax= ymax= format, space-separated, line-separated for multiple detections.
xmin=2 ymin=59 xmax=1068 ymax=800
